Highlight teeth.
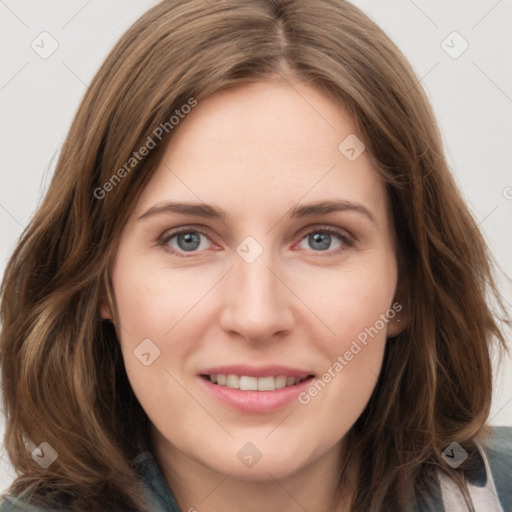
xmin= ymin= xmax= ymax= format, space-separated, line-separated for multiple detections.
xmin=259 ymin=376 xmax=277 ymax=391
xmin=226 ymin=374 xmax=239 ymax=389
xmin=239 ymin=376 xmax=257 ymax=390
xmin=209 ymin=374 xmax=306 ymax=391
xmin=275 ymin=376 xmax=288 ymax=389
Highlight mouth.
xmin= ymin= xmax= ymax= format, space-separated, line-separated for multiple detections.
xmin=200 ymin=373 xmax=313 ymax=391
xmin=197 ymin=365 xmax=316 ymax=412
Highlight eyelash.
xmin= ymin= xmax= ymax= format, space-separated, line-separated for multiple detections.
xmin=158 ymin=225 xmax=355 ymax=258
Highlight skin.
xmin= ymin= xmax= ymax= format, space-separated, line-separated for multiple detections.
xmin=102 ymin=80 xmax=405 ymax=512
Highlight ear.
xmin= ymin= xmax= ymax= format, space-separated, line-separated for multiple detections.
xmin=386 ymin=300 xmax=409 ymax=338
xmin=98 ymin=286 xmax=114 ymax=320
xmin=99 ymin=269 xmax=115 ymax=321
xmin=99 ymin=301 xmax=113 ymax=320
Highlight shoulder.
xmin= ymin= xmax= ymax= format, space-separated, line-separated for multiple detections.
xmin=0 ymin=496 xmax=56 ymax=512
xmin=0 ymin=451 xmax=177 ymax=512
xmin=132 ymin=451 xmax=181 ymax=512
xmin=477 ymin=425 xmax=512 ymax=473
xmin=478 ymin=425 xmax=512 ymax=453
xmin=0 ymin=487 xmax=68 ymax=512
xmin=476 ymin=425 xmax=512 ymax=508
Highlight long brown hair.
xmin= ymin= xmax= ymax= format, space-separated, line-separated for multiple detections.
xmin=1 ymin=0 xmax=508 ymax=510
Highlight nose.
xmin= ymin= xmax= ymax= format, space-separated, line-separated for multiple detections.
xmin=219 ymin=252 xmax=295 ymax=343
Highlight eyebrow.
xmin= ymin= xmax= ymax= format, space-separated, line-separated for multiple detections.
xmin=138 ymin=199 xmax=376 ymax=224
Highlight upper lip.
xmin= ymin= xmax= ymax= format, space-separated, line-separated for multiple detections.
xmin=198 ymin=365 xmax=315 ymax=379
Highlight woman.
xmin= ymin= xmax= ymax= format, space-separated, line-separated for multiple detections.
xmin=1 ymin=1 xmax=510 ymax=511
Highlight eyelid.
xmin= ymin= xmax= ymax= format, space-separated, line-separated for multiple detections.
xmin=295 ymin=223 xmax=355 ymax=244
xmin=158 ymin=225 xmax=218 ymax=257
xmin=293 ymin=223 xmax=355 ymax=257
xmin=158 ymin=223 xmax=355 ymax=257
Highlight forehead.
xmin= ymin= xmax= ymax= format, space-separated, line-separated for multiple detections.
xmin=133 ymin=81 xmax=388 ymax=224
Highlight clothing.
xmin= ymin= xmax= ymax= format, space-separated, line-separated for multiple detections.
xmin=1 ymin=426 xmax=511 ymax=511
xmin=438 ymin=436 xmax=505 ymax=511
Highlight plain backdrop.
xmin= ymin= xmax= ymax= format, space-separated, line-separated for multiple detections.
xmin=1 ymin=0 xmax=511 ymax=493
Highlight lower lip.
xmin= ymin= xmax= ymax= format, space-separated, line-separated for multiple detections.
xmin=199 ymin=376 xmax=315 ymax=413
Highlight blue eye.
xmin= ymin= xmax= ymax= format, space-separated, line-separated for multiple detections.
xmin=297 ymin=228 xmax=351 ymax=254
xmin=159 ymin=225 xmax=353 ymax=258
xmin=162 ymin=229 xmax=211 ymax=255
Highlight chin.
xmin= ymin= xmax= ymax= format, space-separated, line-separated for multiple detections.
xmin=199 ymin=440 xmax=315 ymax=481
xmin=219 ymin=458 xmax=306 ymax=482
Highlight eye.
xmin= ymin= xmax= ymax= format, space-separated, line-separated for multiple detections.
xmin=160 ymin=228 xmax=214 ymax=257
xmin=296 ymin=226 xmax=354 ymax=255
xmin=159 ymin=225 xmax=354 ymax=258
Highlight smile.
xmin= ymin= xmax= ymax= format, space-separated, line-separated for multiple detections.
xmin=203 ymin=374 xmax=309 ymax=391
xmin=198 ymin=366 xmax=316 ymax=413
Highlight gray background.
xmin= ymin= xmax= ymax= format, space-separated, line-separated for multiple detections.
xmin=1 ymin=0 xmax=511 ymax=492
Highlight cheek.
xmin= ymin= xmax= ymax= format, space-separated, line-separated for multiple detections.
xmin=292 ymin=256 xmax=397 ymax=349
xmin=329 ymin=284 xmax=394 ymax=359
xmin=109 ymin=251 xmax=228 ymax=398
xmin=109 ymin=256 xmax=206 ymax=400
xmin=111 ymin=256 xmax=210 ymax=340
xmin=291 ymin=256 xmax=396 ymax=408
xmin=109 ymin=257 xmax=205 ymax=428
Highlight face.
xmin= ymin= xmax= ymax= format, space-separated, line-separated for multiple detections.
xmin=103 ymin=81 xmax=402 ymax=481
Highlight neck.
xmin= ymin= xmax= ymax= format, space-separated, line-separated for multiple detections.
xmin=153 ymin=431 xmax=357 ymax=512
